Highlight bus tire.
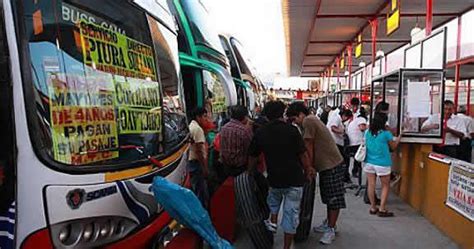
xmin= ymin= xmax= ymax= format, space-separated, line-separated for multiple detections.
xmin=234 ymin=171 xmax=273 ymax=249
xmin=294 ymin=179 xmax=316 ymax=242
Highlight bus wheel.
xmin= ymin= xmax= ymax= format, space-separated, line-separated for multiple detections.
xmin=294 ymin=179 xmax=316 ymax=242
xmin=234 ymin=171 xmax=273 ymax=249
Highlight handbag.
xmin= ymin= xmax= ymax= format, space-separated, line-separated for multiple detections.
xmin=354 ymin=142 xmax=366 ymax=162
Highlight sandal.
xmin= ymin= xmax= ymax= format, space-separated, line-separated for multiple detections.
xmin=377 ymin=210 xmax=394 ymax=217
xmin=369 ymin=208 xmax=378 ymax=215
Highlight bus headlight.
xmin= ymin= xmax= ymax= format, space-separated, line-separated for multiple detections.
xmin=50 ymin=216 xmax=137 ymax=248
xmin=82 ymin=223 xmax=95 ymax=241
xmin=58 ymin=224 xmax=71 ymax=243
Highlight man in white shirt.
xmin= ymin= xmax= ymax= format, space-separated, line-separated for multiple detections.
xmin=188 ymin=107 xmax=210 ymax=207
xmin=327 ymin=109 xmax=353 ymax=182
xmin=346 ymin=108 xmax=368 ymax=177
xmin=316 ymin=103 xmax=324 ymax=117
xmin=350 ymin=97 xmax=361 ymax=117
xmin=424 ymin=101 xmax=465 ymax=159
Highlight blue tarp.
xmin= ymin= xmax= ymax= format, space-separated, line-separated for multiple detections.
xmin=152 ymin=176 xmax=233 ymax=249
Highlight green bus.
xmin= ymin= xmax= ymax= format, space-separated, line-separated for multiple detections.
xmin=170 ymin=0 xmax=237 ymax=129
xmin=219 ymin=34 xmax=264 ymax=114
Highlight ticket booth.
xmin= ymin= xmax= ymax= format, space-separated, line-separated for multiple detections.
xmin=334 ymin=90 xmax=362 ymax=108
xmin=371 ymin=68 xmax=444 ymax=143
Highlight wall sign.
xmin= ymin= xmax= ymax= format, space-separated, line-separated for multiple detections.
xmin=446 ymin=160 xmax=474 ymax=221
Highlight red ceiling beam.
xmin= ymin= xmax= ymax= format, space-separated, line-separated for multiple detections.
xmin=315 ymin=12 xmax=458 ymax=18
xmin=330 ymin=1 xmax=389 ymax=71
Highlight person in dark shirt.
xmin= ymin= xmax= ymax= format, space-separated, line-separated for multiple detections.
xmin=248 ymin=100 xmax=314 ymax=249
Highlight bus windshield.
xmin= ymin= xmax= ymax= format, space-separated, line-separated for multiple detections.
xmin=230 ymin=38 xmax=256 ymax=77
xmin=18 ymin=0 xmax=179 ymax=169
xmin=180 ymin=0 xmax=225 ymax=55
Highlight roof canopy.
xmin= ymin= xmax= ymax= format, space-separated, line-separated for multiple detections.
xmin=283 ymin=0 xmax=474 ymax=77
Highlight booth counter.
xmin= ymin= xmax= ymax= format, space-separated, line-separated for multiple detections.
xmin=392 ymin=144 xmax=473 ymax=249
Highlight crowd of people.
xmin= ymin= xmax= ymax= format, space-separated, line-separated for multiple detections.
xmin=185 ymin=96 xmax=472 ymax=249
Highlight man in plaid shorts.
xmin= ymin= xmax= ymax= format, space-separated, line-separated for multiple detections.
xmin=286 ymin=102 xmax=346 ymax=245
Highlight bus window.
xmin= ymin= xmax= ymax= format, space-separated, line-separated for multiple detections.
xmin=19 ymin=0 xmax=166 ymax=169
xmin=0 ymin=6 xmax=15 ymax=248
xmin=180 ymin=0 xmax=225 ymax=55
xmin=230 ymin=38 xmax=255 ymax=77
xmin=219 ymin=35 xmax=240 ymax=79
xmin=147 ymin=15 xmax=188 ymax=152
xmin=203 ymin=70 xmax=228 ymax=130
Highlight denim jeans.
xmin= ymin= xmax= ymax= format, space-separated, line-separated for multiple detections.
xmin=267 ymin=187 xmax=303 ymax=234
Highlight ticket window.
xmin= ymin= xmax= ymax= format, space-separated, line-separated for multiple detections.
xmin=371 ymin=69 xmax=445 ymax=143
xmin=400 ymin=70 xmax=444 ymax=143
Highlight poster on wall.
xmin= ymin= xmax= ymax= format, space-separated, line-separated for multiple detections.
xmin=446 ymin=160 xmax=474 ymax=221
xmin=48 ymin=72 xmax=119 ymax=165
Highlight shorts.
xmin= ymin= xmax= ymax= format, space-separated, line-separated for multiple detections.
xmin=267 ymin=187 xmax=303 ymax=234
xmin=319 ymin=164 xmax=346 ymax=210
xmin=364 ymin=163 xmax=391 ymax=176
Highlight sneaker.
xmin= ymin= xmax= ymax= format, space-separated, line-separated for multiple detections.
xmin=313 ymin=220 xmax=337 ymax=233
xmin=264 ymin=219 xmax=277 ymax=233
xmin=319 ymin=227 xmax=336 ymax=245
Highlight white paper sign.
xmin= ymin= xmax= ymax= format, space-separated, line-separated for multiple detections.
xmin=446 ymin=160 xmax=474 ymax=221
xmin=407 ymin=81 xmax=431 ymax=118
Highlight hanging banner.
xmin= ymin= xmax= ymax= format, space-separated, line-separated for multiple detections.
xmin=387 ymin=0 xmax=400 ymax=35
xmin=355 ymin=34 xmax=363 ymax=58
xmin=340 ymin=53 xmax=345 ymax=69
xmin=446 ymin=160 xmax=474 ymax=221
xmin=48 ymin=72 xmax=119 ymax=165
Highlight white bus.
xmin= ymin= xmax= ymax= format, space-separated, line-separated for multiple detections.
xmin=0 ymin=0 xmax=189 ymax=248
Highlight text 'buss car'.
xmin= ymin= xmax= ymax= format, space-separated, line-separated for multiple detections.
xmin=0 ymin=0 xmax=189 ymax=248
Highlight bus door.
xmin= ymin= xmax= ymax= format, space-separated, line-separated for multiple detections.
xmin=0 ymin=3 xmax=16 ymax=247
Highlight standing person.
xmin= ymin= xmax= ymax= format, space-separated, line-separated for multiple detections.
xmin=346 ymin=107 xmax=368 ymax=178
xmin=327 ymin=109 xmax=353 ymax=183
xmin=319 ymin=105 xmax=331 ymax=125
xmin=188 ymin=108 xmax=210 ymax=208
xmin=363 ymin=101 xmax=390 ymax=205
xmin=219 ymin=105 xmax=253 ymax=178
xmin=248 ymin=101 xmax=315 ymax=249
xmin=457 ymin=105 xmax=473 ymax=162
xmin=350 ymin=97 xmax=361 ymax=117
xmin=286 ymin=102 xmax=345 ymax=245
xmin=317 ymin=102 xmax=325 ymax=117
xmin=365 ymin=113 xmax=401 ymax=217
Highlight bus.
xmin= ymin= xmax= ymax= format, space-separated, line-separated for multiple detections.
xmin=219 ymin=34 xmax=264 ymax=114
xmin=0 ymin=0 xmax=189 ymax=248
xmin=170 ymin=0 xmax=237 ymax=130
